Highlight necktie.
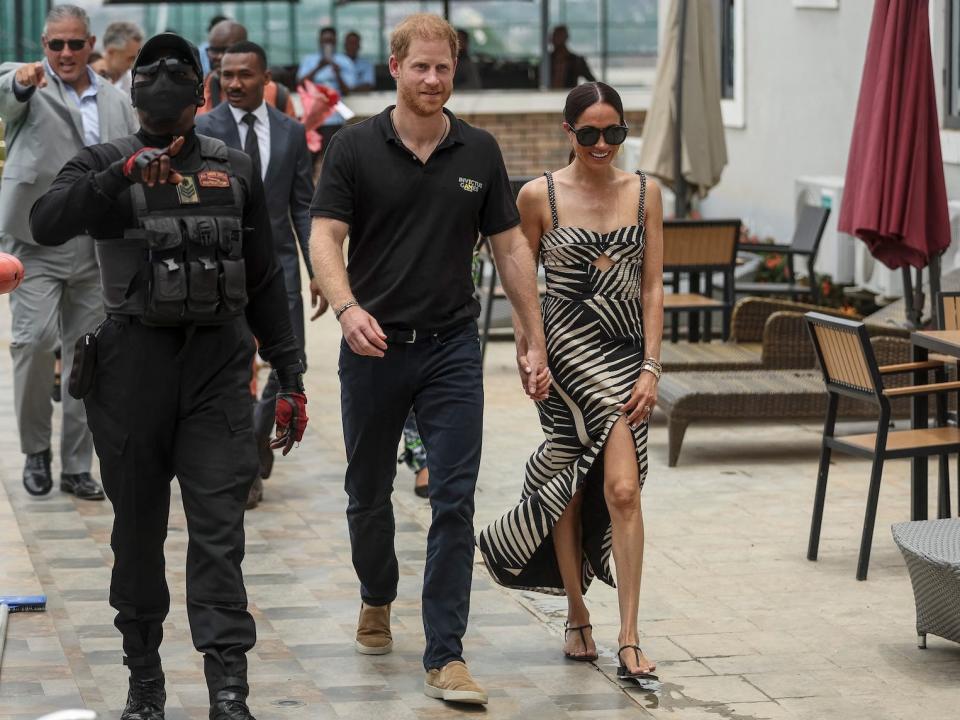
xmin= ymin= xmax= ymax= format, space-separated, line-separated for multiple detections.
xmin=241 ymin=113 xmax=262 ymax=179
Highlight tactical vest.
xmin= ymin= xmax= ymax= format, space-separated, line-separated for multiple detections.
xmin=96 ymin=134 xmax=248 ymax=326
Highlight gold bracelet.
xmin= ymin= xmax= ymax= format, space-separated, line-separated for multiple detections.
xmin=640 ymin=361 xmax=662 ymax=380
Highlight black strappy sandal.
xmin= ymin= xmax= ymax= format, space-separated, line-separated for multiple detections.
xmin=563 ymin=623 xmax=599 ymax=662
xmin=617 ymin=644 xmax=658 ymax=680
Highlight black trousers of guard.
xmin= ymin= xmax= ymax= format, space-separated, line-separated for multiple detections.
xmin=84 ymin=316 xmax=259 ymax=695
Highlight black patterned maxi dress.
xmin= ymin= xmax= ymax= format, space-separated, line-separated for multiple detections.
xmin=478 ymin=171 xmax=649 ymax=595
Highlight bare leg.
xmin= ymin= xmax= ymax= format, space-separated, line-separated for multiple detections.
xmin=604 ymin=417 xmax=655 ymax=674
xmin=552 ymin=489 xmax=596 ymax=658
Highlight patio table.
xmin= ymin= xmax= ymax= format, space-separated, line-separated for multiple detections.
xmin=910 ymin=329 xmax=960 ymax=520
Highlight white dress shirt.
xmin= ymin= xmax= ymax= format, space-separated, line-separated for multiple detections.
xmin=229 ymin=101 xmax=270 ymax=180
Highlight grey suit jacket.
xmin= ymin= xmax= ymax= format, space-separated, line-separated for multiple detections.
xmin=195 ymin=102 xmax=314 ymax=278
xmin=0 ymin=63 xmax=138 ymax=244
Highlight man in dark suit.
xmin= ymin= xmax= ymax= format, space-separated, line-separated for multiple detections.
xmin=196 ymin=40 xmax=325 ymax=507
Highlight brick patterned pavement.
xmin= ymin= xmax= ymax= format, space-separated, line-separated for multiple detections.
xmin=1 ymin=292 xmax=959 ymax=720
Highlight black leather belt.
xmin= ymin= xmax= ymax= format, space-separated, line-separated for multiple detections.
xmin=382 ymin=320 xmax=473 ymax=344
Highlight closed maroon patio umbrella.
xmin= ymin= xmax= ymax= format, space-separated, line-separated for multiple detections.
xmin=839 ymin=0 xmax=951 ymax=326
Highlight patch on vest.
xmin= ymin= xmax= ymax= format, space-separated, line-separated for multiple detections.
xmin=176 ymin=176 xmax=200 ymax=205
xmin=198 ymin=170 xmax=231 ymax=188
xmin=459 ymin=177 xmax=483 ymax=193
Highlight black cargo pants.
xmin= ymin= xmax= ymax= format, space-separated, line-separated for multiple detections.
xmin=84 ymin=315 xmax=259 ymax=694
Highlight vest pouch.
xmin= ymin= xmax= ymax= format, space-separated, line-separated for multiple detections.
xmin=145 ymin=255 xmax=187 ymax=324
xmin=140 ymin=216 xmax=183 ymax=250
xmin=182 ymin=216 xmax=219 ymax=248
xmin=216 ymin=217 xmax=244 ymax=257
xmin=187 ymin=257 xmax=220 ymax=316
xmin=96 ymin=233 xmax=148 ymax=314
xmin=219 ymin=258 xmax=247 ymax=314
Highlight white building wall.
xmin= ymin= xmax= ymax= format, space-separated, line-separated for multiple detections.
xmin=699 ymin=1 xmax=872 ymax=244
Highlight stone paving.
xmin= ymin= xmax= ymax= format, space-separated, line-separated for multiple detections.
xmin=1 ymin=291 xmax=959 ymax=720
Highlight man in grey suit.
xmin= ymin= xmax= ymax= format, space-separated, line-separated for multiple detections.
xmin=0 ymin=4 xmax=138 ymax=499
xmin=195 ymin=40 xmax=324 ymax=507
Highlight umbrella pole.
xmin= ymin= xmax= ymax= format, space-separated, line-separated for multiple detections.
xmin=674 ymin=0 xmax=689 ymax=219
xmin=902 ymin=267 xmax=918 ymax=328
xmin=929 ymin=253 xmax=943 ymax=328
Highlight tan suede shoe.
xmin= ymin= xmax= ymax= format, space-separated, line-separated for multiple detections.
xmin=355 ymin=602 xmax=393 ymax=655
xmin=424 ymin=661 xmax=488 ymax=705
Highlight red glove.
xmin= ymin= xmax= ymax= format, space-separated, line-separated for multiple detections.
xmin=122 ymin=136 xmax=185 ymax=185
xmin=272 ymin=392 xmax=308 ymax=455
xmin=270 ymin=362 xmax=308 ymax=455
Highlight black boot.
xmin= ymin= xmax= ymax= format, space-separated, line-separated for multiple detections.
xmin=121 ymin=673 xmax=166 ymax=720
xmin=210 ymin=687 xmax=256 ymax=720
xmin=23 ymin=449 xmax=52 ymax=496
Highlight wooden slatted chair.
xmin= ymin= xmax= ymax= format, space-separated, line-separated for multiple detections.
xmin=736 ymin=204 xmax=831 ymax=304
xmin=805 ymin=312 xmax=960 ymax=580
xmin=939 ymin=291 xmax=960 ymax=332
xmin=663 ymin=218 xmax=740 ymax=342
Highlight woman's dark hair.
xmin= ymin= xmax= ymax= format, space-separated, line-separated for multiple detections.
xmin=564 ymin=81 xmax=626 ymax=163
xmin=563 ymin=81 xmax=625 ymax=127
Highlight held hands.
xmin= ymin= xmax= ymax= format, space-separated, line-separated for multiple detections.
xmin=309 ymin=278 xmax=329 ymax=320
xmin=15 ymin=61 xmax=46 ymax=89
xmin=516 ymin=339 xmax=551 ymax=401
xmin=123 ymin=136 xmax=186 ymax=187
xmin=271 ymin=363 xmax=309 ymax=455
xmin=339 ymin=305 xmax=388 ymax=357
xmin=620 ymin=370 xmax=658 ymax=429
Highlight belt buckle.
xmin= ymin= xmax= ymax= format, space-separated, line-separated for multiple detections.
xmin=405 ymin=329 xmax=417 ymax=344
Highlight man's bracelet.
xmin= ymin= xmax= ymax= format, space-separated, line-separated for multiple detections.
xmin=334 ymin=300 xmax=359 ymax=320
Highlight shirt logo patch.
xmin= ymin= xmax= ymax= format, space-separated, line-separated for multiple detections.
xmin=176 ymin=176 xmax=200 ymax=205
xmin=459 ymin=177 xmax=483 ymax=193
xmin=198 ymin=170 xmax=230 ymax=188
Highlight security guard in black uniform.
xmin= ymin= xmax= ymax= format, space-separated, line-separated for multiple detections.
xmin=29 ymin=34 xmax=308 ymax=720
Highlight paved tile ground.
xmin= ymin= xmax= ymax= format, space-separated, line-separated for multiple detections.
xmin=1 ymin=291 xmax=959 ymax=720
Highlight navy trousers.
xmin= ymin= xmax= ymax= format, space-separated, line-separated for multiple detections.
xmin=339 ymin=322 xmax=483 ymax=670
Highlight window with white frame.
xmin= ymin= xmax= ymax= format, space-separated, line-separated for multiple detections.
xmin=716 ymin=0 xmax=744 ymax=128
xmin=717 ymin=0 xmax=735 ymax=99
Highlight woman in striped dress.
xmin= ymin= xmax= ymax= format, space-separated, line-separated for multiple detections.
xmin=478 ymin=82 xmax=663 ymax=678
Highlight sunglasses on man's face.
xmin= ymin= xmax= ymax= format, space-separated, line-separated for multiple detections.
xmin=46 ymin=38 xmax=88 ymax=52
xmin=570 ymin=124 xmax=629 ymax=146
xmin=133 ymin=57 xmax=198 ymax=86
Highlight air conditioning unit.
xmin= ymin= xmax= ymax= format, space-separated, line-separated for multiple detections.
xmin=855 ymin=200 xmax=960 ymax=301
xmin=795 ymin=175 xmax=855 ymax=284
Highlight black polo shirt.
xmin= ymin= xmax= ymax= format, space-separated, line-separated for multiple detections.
xmin=310 ymin=106 xmax=520 ymax=329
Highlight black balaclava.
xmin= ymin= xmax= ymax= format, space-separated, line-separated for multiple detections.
xmin=130 ymin=33 xmax=204 ymax=123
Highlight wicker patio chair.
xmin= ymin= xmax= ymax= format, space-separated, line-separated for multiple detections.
xmin=735 ymin=204 xmax=831 ymax=304
xmin=656 ymin=337 xmax=913 ymax=469
xmin=662 ymin=218 xmax=740 ymax=342
xmin=891 ymin=518 xmax=960 ymax=648
xmin=661 ymin=296 xmax=908 ymax=373
xmin=805 ymin=312 xmax=960 ymax=580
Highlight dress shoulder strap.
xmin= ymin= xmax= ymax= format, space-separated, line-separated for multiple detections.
xmin=544 ymin=171 xmax=560 ymax=230
xmin=635 ymin=170 xmax=647 ymax=226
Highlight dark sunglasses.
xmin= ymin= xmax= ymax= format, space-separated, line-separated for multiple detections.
xmin=570 ymin=124 xmax=629 ymax=146
xmin=133 ymin=57 xmax=197 ymax=86
xmin=45 ymin=38 xmax=88 ymax=52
